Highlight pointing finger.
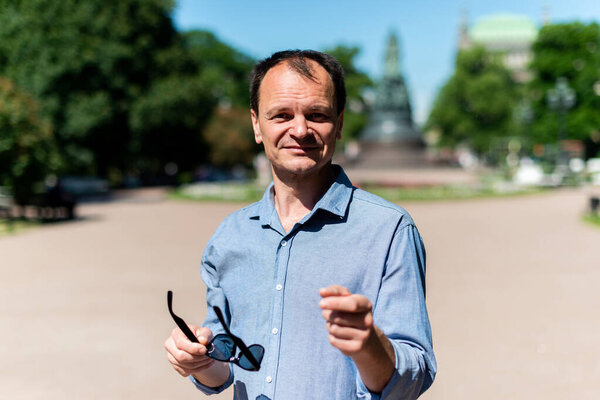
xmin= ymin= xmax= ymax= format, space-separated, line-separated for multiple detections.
xmin=319 ymin=294 xmax=372 ymax=313
xmin=319 ymin=284 xmax=351 ymax=298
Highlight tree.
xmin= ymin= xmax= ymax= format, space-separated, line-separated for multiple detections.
xmin=129 ymin=75 xmax=216 ymax=177
xmin=0 ymin=78 xmax=58 ymax=205
xmin=203 ymin=107 xmax=260 ymax=169
xmin=0 ymin=2 xmax=261 ymax=182
xmin=128 ymin=29 xmax=257 ymax=180
xmin=426 ymin=46 xmax=517 ymax=155
xmin=183 ymin=30 xmax=255 ymax=107
xmin=528 ymin=22 xmax=600 ymax=157
xmin=322 ymin=45 xmax=373 ymax=142
xmin=0 ymin=0 xmax=181 ymax=178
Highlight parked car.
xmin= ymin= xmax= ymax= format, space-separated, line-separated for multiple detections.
xmin=59 ymin=176 xmax=110 ymax=201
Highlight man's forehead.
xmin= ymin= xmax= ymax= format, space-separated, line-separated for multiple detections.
xmin=258 ymin=60 xmax=335 ymax=105
xmin=267 ymin=59 xmax=331 ymax=83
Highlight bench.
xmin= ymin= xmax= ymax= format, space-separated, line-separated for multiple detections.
xmin=0 ymin=185 xmax=76 ymax=221
xmin=32 ymin=185 xmax=76 ymax=220
xmin=0 ymin=187 xmax=13 ymax=219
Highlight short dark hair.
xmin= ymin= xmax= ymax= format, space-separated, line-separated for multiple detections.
xmin=250 ymin=50 xmax=346 ymax=115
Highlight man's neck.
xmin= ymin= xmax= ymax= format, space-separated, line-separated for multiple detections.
xmin=271 ymin=164 xmax=336 ymax=233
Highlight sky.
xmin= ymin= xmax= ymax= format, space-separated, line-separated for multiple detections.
xmin=173 ymin=0 xmax=600 ymax=125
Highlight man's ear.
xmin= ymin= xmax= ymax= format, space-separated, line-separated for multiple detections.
xmin=336 ymin=110 xmax=345 ymax=140
xmin=251 ymin=109 xmax=263 ymax=144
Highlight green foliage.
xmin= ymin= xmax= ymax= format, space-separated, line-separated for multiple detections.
xmin=528 ymin=22 xmax=600 ymax=147
xmin=0 ymin=0 xmax=181 ymax=177
xmin=583 ymin=213 xmax=600 ymax=228
xmin=0 ymin=78 xmax=58 ymax=204
xmin=340 ymin=112 xmax=368 ymax=144
xmin=203 ymin=107 xmax=260 ymax=169
xmin=0 ymin=219 xmax=39 ymax=237
xmin=0 ymin=1 xmax=260 ymax=182
xmin=364 ymin=183 xmax=543 ymax=202
xmin=0 ymin=1 xmax=381 ymax=183
xmin=129 ymin=75 xmax=216 ymax=173
xmin=183 ymin=30 xmax=255 ymax=107
xmin=171 ymin=183 xmax=265 ymax=203
xmin=322 ymin=45 xmax=373 ymax=141
xmin=426 ymin=46 xmax=517 ymax=155
xmin=130 ymin=29 xmax=255 ymax=178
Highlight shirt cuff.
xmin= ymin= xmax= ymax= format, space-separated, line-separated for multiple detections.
xmin=356 ymin=340 xmax=428 ymax=400
xmin=356 ymin=374 xmax=382 ymax=399
xmin=188 ymin=364 xmax=234 ymax=395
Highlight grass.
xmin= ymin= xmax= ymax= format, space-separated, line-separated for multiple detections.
xmin=171 ymin=181 xmax=546 ymax=204
xmin=0 ymin=219 xmax=39 ymax=237
xmin=583 ymin=214 xmax=600 ymax=228
xmin=363 ymin=184 xmax=545 ymax=202
xmin=170 ymin=182 xmax=265 ymax=203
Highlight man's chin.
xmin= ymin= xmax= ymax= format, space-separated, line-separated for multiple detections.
xmin=273 ymin=159 xmax=331 ymax=176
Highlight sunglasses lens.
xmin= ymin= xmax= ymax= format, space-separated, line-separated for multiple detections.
xmin=238 ymin=344 xmax=265 ymax=371
xmin=208 ymin=334 xmax=235 ymax=361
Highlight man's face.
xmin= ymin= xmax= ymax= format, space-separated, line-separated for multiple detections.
xmin=251 ymin=61 xmax=344 ymax=177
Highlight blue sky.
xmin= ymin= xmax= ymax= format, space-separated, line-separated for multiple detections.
xmin=173 ymin=0 xmax=600 ymax=124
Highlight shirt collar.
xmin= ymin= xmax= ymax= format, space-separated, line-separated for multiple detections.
xmin=252 ymin=165 xmax=354 ymax=227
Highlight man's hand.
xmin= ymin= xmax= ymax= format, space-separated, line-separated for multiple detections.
xmin=319 ymin=284 xmax=396 ymax=393
xmin=319 ymin=285 xmax=375 ymax=356
xmin=164 ymin=325 xmax=230 ymax=387
xmin=165 ymin=325 xmax=215 ymax=376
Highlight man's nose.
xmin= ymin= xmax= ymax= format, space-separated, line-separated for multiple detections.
xmin=289 ymin=115 xmax=309 ymax=138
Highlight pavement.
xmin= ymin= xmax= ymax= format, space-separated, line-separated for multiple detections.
xmin=1 ymin=187 xmax=599 ymax=399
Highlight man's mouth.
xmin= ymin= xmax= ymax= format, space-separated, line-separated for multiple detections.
xmin=284 ymin=145 xmax=319 ymax=151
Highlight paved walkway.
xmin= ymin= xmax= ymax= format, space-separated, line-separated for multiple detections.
xmin=1 ymin=187 xmax=598 ymax=399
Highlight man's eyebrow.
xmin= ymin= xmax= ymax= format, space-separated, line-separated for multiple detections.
xmin=263 ymin=103 xmax=334 ymax=118
xmin=263 ymin=105 xmax=289 ymax=117
xmin=307 ymin=104 xmax=334 ymax=112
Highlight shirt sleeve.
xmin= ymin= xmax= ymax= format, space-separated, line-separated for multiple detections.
xmin=201 ymin=234 xmax=230 ymax=333
xmin=356 ymin=223 xmax=436 ymax=399
xmin=186 ymin=233 xmax=235 ymax=395
xmin=188 ymin=365 xmax=235 ymax=394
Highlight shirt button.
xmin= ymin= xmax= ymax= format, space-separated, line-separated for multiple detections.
xmin=281 ymin=240 xmax=287 ymax=247
xmin=272 ymin=328 xmax=278 ymax=334
xmin=276 ymin=284 xmax=282 ymax=291
xmin=266 ymin=376 xmax=272 ymax=383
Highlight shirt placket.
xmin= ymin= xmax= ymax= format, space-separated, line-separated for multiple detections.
xmin=262 ymin=232 xmax=294 ymax=399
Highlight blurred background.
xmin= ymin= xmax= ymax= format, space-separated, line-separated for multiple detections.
xmin=0 ymin=0 xmax=599 ymax=203
xmin=1 ymin=1 xmax=599 ymax=399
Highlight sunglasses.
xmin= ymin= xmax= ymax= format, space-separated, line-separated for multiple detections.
xmin=167 ymin=290 xmax=265 ymax=371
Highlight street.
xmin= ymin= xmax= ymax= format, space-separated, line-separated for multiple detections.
xmin=1 ymin=188 xmax=598 ymax=399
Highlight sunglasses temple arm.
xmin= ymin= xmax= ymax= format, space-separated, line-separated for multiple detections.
xmin=175 ymin=317 xmax=200 ymax=343
xmin=168 ymin=291 xmax=199 ymax=343
xmin=213 ymin=306 xmax=234 ymax=337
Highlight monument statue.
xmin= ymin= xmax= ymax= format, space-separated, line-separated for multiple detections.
xmin=357 ymin=32 xmax=426 ymax=167
xmin=384 ymin=34 xmax=401 ymax=78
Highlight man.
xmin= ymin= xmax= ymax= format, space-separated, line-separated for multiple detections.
xmin=165 ymin=50 xmax=436 ymax=399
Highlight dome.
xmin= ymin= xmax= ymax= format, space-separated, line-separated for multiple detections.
xmin=470 ymin=14 xmax=538 ymax=44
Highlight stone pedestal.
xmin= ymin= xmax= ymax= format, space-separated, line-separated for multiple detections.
xmin=352 ymin=141 xmax=426 ymax=169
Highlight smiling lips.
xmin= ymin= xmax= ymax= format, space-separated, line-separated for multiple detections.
xmin=283 ymin=145 xmax=320 ymax=153
xmin=281 ymin=138 xmax=320 ymax=150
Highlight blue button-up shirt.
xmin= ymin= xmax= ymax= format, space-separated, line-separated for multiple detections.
xmin=191 ymin=166 xmax=436 ymax=399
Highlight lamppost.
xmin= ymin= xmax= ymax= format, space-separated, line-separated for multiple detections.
xmin=546 ymin=77 xmax=576 ymax=166
xmin=516 ymin=98 xmax=534 ymax=138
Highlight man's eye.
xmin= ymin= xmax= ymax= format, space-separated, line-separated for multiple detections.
xmin=309 ymin=113 xmax=329 ymax=122
xmin=273 ymin=113 xmax=291 ymax=120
